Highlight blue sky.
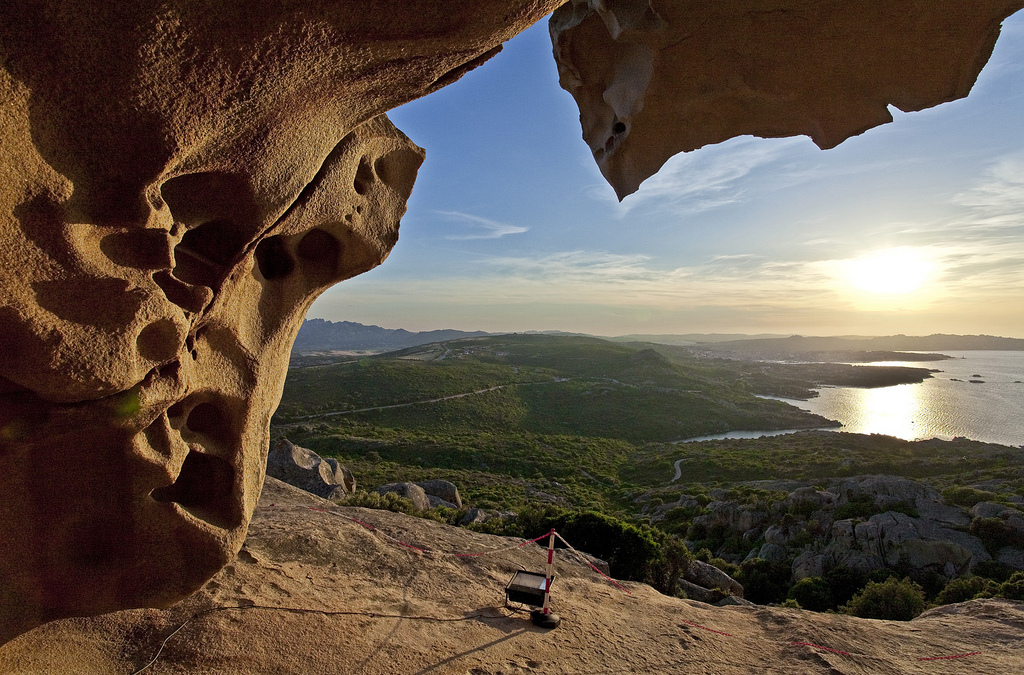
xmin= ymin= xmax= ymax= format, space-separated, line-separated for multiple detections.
xmin=310 ymin=13 xmax=1024 ymax=338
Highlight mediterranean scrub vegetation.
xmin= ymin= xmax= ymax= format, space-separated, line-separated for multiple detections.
xmin=273 ymin=335 xmax=1024 ymax=613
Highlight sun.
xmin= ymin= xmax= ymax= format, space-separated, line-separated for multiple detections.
xmin=844 ymin=248 xmax=934 ymax=295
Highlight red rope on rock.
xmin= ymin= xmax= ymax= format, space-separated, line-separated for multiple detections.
xmin=917 ymin=651 xmax=982 ymax=661
xmin=274 ymin=505 xmax=987 ymax=665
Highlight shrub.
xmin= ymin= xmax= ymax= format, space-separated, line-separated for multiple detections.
xmin=650 ymin=535 xmax=694 ymax=595
xmin=472 ymin=506 xmax=671 ymax=588
xmin=973 ymin=560 xmax=1015 ymax=583
xmin=708 ymin=557 xmax=740 ymax=577
xmin=737 ymin=558 xmax=792 ymax=605
xmin=970 ymin=517 xmax=1024 ymax=555
xmin=788 ymin=576 xmax=833 ymax=612
xmin=997 ymin=571 xmax=1024 ymax=601
xmin=834 ymin=496 xmax=878 ymax=521
xmin=934 ymin=576 xmax=999 ymax=605
xmin=788 ymin=501 xmax=817 ymax=518
xmin=943 ymin=486 xmax=998 ymax=508
xmin=693 ymin=547 xmax=713 ymax=563
xmin=842 ymin=577 xmax=925 ymax=621
xmin=823 ymin=566 xmax=868 ymax=608
xmin=916 ymin=571 xmax=951 ymax=601
xmin=339 ymin=490 xmax=417 ymax=514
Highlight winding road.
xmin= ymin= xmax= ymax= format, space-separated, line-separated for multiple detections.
xmin=284 ymin=378 xmax=568 ymax=422
xmin=671 ymin=457 xmax=690 ymax=483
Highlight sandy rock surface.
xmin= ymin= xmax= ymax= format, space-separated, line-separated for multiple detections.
xmin=1 ymin=478 xmax=1022 ymax=674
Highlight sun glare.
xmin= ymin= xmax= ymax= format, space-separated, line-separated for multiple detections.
xmin=844 ymin=248 xmax=934 ymax=295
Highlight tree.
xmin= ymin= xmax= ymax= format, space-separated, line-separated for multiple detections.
xmin=737 ymin=558 xmax=791 ymax=605
xmin=788 ymin=577 xmax=833 ymax=612
xmin=842 ymin=577 xmax=925 ymax=621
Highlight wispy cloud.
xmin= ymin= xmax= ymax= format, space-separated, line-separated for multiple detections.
xmin=950 ymin=155 xmax=1024 ymax=235
xmin=435 ymin=210 xmax=528 ymax=240
xmin=388 ymin=249 xmax=842 ymax=312
xmin=612 ymin=137 xmax=806 ymax=216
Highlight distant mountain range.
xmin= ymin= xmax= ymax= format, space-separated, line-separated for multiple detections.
xmin=292 ymin=319 xmax=489 ymax=352
xmin=695 ymin=334 xmax=1024 ymax=353
xmin=293 ymin=320 xmax=1024 ymax=353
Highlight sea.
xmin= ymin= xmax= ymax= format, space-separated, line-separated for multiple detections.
xmin=681 ymin=351 xmax=1024 ymax=448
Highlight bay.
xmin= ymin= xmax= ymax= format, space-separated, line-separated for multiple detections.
xmin=778 ymin=351 xmax=1024 ymax=447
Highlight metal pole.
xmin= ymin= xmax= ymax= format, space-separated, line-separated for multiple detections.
xmin=542 ymin=528 xmax=555 ymax=615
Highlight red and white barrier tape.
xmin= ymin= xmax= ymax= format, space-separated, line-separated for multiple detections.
xmin=554 ymin=531 xmax=634 ymax=596
xmin=285 ymin=504 xmax=987 ymax=664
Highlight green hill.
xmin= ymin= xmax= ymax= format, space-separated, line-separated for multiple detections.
xmin=271 ymin=333 xmax=1020 ymax=517
xmin=272 ymin=334 xmax=849 ymax=510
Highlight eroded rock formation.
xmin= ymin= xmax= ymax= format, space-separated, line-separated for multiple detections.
xmin=2 ymin=0 xmax=1022 ymax=648
xmin=0 ymin=0 xmax=561 ymax=644
xmin=551 ymin=0 xmax=1024 ymax=198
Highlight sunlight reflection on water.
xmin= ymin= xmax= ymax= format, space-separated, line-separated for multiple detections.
xmin=783 ymin=351 xmax=1024 ymax=447
xmin=811 ymin=384 xmax=921 ymax=439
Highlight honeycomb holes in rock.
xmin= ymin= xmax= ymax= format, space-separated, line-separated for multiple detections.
xmin=154 ymin=171 xmax=260 ymax=310
xmin=254 ymin=235 xmax=295 ymax=280
xmin=152 ymin=399 xmax=241 ymax=530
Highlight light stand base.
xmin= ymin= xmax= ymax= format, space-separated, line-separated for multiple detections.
xmin=530 ymin=610 xmax=561 ymax=629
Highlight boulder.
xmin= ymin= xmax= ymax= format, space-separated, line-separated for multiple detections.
xmin=1006 ymin=514 xmax=1024 ymax=536
xmin=685 ymin=561 xmax=744 ymax=598
xmin=972 ymin=501 xmax=1018 ymax=519
xmin=324 ymin=459 xmax=357 ymax=495
xmin=677 ymin=579 xmax=726 ymax=605
xmin=374 ymin=482 xmax=430 ymax=512
xmin=763 ymin=522 xmax=805 ymax=547
xmin=997 ymin=547 xmax=1024 ymax=569
xmin=427 ymin=495 xmax=459 ymax=510
xmin=758 ymin=543 xmax=789 ymax=563
xmin=785 ymin=487 xmax=836 ymax=510
xmin=695 ymin=501 xmax=766 ymax=533
xmin=267 ymin=440 xmax=353 ymax=500
xmin=791 ymin=551 xmax=826 ymax=581
xmin=916 ymin=500 xmax=971 ymax=529
xmin=460 ymin=507 xmax=491 ymax=526
xmin=416 ymin=479 xmax=463 ymax=509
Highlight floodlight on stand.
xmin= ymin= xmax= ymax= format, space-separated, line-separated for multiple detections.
xmin=503 ymin=528 xmax=561 ymax=629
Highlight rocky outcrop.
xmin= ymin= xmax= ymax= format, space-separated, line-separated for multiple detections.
xmin=2 ymin=478 xmax=1022 ymax=674
xmin=808 ymin=512 xmax=989 ymax=579
xmin=2 ymin=0 xmax=1022 ymax=646
xmin=417 ymin=479 xmax=463 ymax=509
xmin=551 ymin=0 xmax=1024 ymax=198
xmin=0 ymin=0 xmax=561 ymax=644
xmin=685 ymin=560 xmax=744 ymax=598
xmin=375 ymin=482 xmax=431 ymax=512
xmin=266 ymin=439 xmax=354 ymax=500
xmin=674 ymin=474 xmax=1022 ymax=584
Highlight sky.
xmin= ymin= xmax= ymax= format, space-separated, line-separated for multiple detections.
xmin=309 ymin=12 xmax=1024 ymax=339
